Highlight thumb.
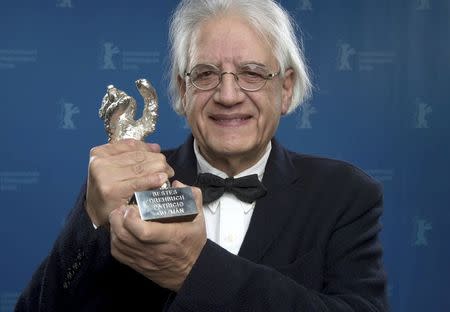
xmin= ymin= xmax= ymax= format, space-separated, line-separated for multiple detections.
xmin=171 ymin=180 xmax=186 ymax=188
xmin=171 ymin=180 xmax=204 ymax=218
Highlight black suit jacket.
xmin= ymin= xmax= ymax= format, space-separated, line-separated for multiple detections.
xmin=16 ymin=136 xmax=388 ymax=311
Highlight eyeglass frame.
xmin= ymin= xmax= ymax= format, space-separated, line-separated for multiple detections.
xmin=184 ymin=63 xmax=280 ymax=92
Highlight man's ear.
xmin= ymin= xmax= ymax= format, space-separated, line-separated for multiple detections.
xmin=177 ymin=75 xmax=187 ymax=114
xmin=281 ymin=68 xmax=294 ymax=115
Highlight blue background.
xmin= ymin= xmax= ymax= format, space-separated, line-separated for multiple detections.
xmin=1 ymin=0 xmax=449 ymax=311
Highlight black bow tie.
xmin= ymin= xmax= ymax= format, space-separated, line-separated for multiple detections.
xmin=195 ymin=173 xmax=267 ymax=204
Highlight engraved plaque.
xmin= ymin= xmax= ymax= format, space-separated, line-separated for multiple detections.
xmin=135 ymin=188 xmax=197 ymax=223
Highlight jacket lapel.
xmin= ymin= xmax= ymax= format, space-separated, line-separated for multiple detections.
xmin=166 ymin=135 xmax=197 ymax=186
xmin=238 ymin=139 xmax=301 ymax=262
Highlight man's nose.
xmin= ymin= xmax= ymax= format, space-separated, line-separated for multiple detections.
xmin=213 ymin=72 xmax=243 ymax=106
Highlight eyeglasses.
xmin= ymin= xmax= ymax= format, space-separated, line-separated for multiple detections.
xmin=185 ymin=63 xmax=280 ymax=92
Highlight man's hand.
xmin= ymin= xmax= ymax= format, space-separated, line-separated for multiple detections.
xmin=109 ymin=181 xmax=207 ymax=291
xmin=85 ymin=139 xmax=174 ymax=227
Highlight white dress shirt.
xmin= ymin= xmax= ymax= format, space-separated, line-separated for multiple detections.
xmin=194 ymin=140 xmax=271 ymax=255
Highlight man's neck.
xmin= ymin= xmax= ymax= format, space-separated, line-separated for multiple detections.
xmin=194 ymin=141 xmax=272 ymax=177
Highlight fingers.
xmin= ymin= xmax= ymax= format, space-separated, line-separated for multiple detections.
xmin=146 ymin=143 xmax=161 ymax=153
xmin=89 ymin=163 xmax=170 ymax=198
xmin=172 ymin=180 xmax=204 ymax=219
xmin=109 ymin=206 xmax=145 ymax=258
xmin=87 ymin=142 xmax=174 ymax=218
xmin=114 ymin=151 xmax=175 ymax=180
xmin=109 ymin=191 xmax=207 ymax=292
xmin=89 ymin=151 xmax=174 ymax=181
xmin=122 ymin=172 xmax=169 ymax=194
xmin=109 ymin=206 xmax=129 ymax=240
xmin=90 ymin=139 xmax=161 ymax=159
xmin=122 ymin=206 xmax=176 ymax=244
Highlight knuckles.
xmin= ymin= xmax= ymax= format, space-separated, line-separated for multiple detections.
xmin=135 ymin=227 xmax=153 ymax=243
xmin=157 ymin=153 xmax=167 ymax=163
xmin=123 ymin=139 xmax=138 ymax=148
xmin=89 ymin=146 xmax=101 ymax=157
xmin=88 ymin=156 xmax=103 ymax=172
xmin=129 ymin=178 xmax=146 ymax=192
xmin=134 ymin=150 xmax=146 ymax=162
xmin=149 ymin=153 xmax=167 ymax=166
xmin=115 ymin=227 xmax=131 ymax=244
xmin=89 ymin=143 xmax=110 ymax=157
xmin=123 ymin=139 xmax=147 ymax=151
xmin=133 ymin=163 xmax=145 ymax=175
xmin=98 ymin=183 xmax=114 ymax=199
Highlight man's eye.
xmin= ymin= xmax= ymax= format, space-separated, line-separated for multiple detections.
xmin=196 ymin=70 xmax=215 ymax=80
xmin=240 ymin=71 xmax=264 ymax=81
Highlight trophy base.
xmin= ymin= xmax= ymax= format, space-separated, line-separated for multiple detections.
xmin=134 ymin=187 xmax=198 ymax=223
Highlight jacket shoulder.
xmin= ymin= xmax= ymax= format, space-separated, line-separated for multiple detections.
xmin=286 ymin=150 xmax=382 ymax=196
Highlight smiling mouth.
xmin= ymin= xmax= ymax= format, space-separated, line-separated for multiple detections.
xmin=209 ymin=114 xmax=252 ymax=127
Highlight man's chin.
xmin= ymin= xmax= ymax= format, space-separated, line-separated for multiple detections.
xmin=209 ymin=142 xmax=253 ymax=156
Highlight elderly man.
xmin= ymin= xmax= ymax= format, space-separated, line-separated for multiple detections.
xmin=16 ymin=0 xmax=388 ymax=311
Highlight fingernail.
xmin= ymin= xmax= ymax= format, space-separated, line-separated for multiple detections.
xmin=123 ymin=206 xmax=130 ymax=219
xmin=172 ymin=180 xmax=184 ymax=187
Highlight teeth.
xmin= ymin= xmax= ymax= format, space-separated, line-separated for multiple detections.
xmin=213 ymin=116 xmax=249 ymax=121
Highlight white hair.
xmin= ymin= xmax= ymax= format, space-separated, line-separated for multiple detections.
xmin=168 ymin=0 xmax=312 ymax=115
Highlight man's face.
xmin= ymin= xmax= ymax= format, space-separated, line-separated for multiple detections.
xmin=179 ymin=15 xmax=294 ymax=174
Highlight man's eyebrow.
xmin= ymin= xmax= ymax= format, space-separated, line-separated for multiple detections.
xmin=190 ymin=60 xmax=220 ymax=68
xmin=190 ymin=61 xmax=268 ymax=70
xmin=238 ymin=61 xmax=267 ymax=67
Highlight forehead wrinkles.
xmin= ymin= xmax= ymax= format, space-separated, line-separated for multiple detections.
xmin=189 ymin=24 xmax=239 ymax=68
